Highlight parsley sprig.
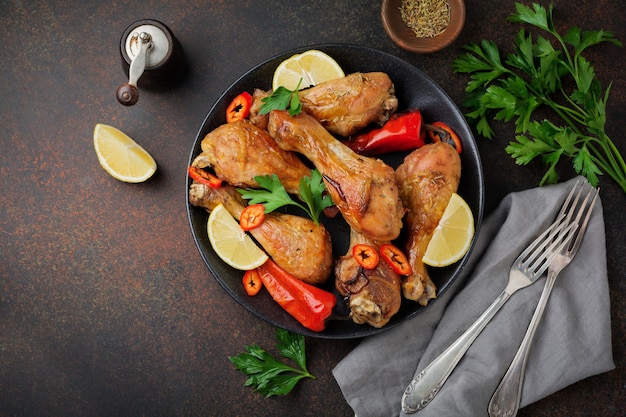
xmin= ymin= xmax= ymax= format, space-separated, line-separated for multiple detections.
xmin=259 ymin=78 xmax=303 ymax=116
xmin=228 ymin=328 xmax=314 ymax=397
xmin=238 ymin=169 xmax=333 ymax=225
xmin=453 ymin=2 xmax=626 ymax=193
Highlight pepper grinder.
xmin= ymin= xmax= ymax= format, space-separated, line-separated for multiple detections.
xmin=116 ymin=19 xmax=187 ymax=106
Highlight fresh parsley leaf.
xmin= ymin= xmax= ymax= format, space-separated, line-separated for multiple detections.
xmin=289 ymin=89 xmax=303 ymax=116
xmin=573 ymin=143 xmax=603 ymax=186
xmin=506 ymin=132 xmax=555 ymax=165
xmin=238 ymin=170 xmax=332 ymax=225
xmin=575 ymin=55 xmax=595 ymax=94
xmin=480 ymin=85 xmax=517 ymax=122
xmin=228 ymin=328 xmax=314 ymax=397
xmin=508 ymin=2 xmax=552 ymax=32
xmin=275 ymin=326 xmax=307 ymax=370
xmin=241 ymin=174 xmax=295 ymax=213
xmin=259 ymin=79 xmax=303 ymax=116
xmin=508 ymin=30 xmax=536 ymax=76
xmin=298 ymin=169 xmax=334 ymax=224
xmin=565 ymin=27 xmax=622 ymax=54
xmin=453 ymin=1 xmax=626 ymax=193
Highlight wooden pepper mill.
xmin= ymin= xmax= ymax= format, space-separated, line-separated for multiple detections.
xmin=116 ymin=19 xmax=187 ymax=106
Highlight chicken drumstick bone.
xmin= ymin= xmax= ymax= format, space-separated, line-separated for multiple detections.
xmin=335 ymin=228 xmax=402 ymax=328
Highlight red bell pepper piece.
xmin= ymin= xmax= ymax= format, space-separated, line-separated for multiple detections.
xmin=380 ymin=243 xmax=412 ymax=276
xmin=425 ymin=121 xmax=462 ymax=153
xmin=346 ymin=110 xmax=424 ymax=156
xmin=188 ymin=166 xmax=222 ymax=188
xmin=352 ymin=244 xmax=379 ymax=270
xmin=256 ymin=259 xmax=336 ymax=332
xmin=239 ymin=203 xmax=265 ymax=231
xmin=226 ymin=91 xmax=253 ymax=123
xmin=242 ymin=269 xmax=263 ymax=296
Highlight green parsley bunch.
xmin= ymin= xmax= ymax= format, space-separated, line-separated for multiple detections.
xmin=453 ymin=2 xmax=625 ymax=193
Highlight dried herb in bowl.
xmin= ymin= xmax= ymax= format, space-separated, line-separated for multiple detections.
xmin=400 ymin=0 xmax=451 ymax=38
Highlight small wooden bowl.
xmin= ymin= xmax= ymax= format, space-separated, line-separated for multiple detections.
xmin=381 ymin=0 xmax=466 ymax=53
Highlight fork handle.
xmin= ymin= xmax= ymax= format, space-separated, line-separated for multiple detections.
xmin=488 ymin=272 xmax=557 ymax=417
xmin=402 ymin=289 xmax=512 ymax=413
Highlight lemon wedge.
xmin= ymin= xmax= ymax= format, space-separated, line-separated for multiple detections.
xmin=207 ymin=203 xmax=269 ymax=270
xmin=422 ymin=193 xmax=475 ymax=267
xmin=93 ymin=123 xmax=156 ymax=183
xmin=272 ymin=49 xmax=345 ymax=91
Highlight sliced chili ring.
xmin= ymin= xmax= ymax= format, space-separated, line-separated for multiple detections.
xmin=425 ymin=121 xmax=462 ymax=154
xmin=243 ymin=269 xmax=263 ymax=296
xmin=240 ymin=203 xmax=265 ymax=231
xmin=352 ymin=244 xmax=379 ymax=270
xmin=380 ymin=243 xmax=412 ymax=275
xmin=226 ymin=91 xmax=253 ymax=123
xmin=188 ymin=166 xmax=222 ymax=188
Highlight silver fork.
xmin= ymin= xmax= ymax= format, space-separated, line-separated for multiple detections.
xmin=488 ymin=182 xmax=599 ymax=417
xmin=401 ymin=187 xmax=580 ymax=414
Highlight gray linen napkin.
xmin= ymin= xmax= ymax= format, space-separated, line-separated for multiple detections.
xmin=333 ymin=176 xmax=615 ymax=417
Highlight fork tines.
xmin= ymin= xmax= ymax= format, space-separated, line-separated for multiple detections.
xmin=516 ymin=217 xmax=577 ymax=278
xmin=515 ymin=180 xmax=599 ymax=278
xmin=555 ymin=181 xmax=599 ymax=256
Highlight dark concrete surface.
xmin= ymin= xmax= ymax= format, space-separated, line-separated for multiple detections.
xmin=1 ymin=1 xmax=624 ymax=416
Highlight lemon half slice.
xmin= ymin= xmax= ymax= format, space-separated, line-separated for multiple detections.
xmin=272 ymin=49 xmax=345 ymax=91
xmin=207 ymin=203 xmax=269 ymax=270
xmin=422 ymin=193 xmax=475 ymax=267
xmin=93 ymin=123 xmax=157 ymax=183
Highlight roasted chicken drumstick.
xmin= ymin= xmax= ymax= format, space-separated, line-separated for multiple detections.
xmin=249 ymin=72 xmax=398 ymax=137
xmin=193 ymin=120 xmax=311 ymax=195
xmin=189 ymin=182 xmax=333 ymax=285
xmin=395 ymin=142 xmax=461 ymax=305
xmin=299 ymin=72 xmax=398 ymax=137
xmin=268 ymin=110 xmax=404 ymax=242
xmin=335 ymin=228 xmax=402 ymax=328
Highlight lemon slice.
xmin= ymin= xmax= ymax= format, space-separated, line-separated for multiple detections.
xmin=272 ymin=49 xmax=345 ymax=91
xmin=422 ymin=193 xmax=475 ymax=267
xmin=207 ymin=203 xmax=269 ymax=270
xmin=93 ymin=123 xmax=157 ymax=183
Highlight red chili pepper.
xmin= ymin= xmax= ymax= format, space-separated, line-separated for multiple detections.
xmin=240 ymin=203 xmax=265 ymax=231
xmin=380 ymin=243 xmax=412 ymax=276
xmin=243 ymin=269 xmax=263 ymax=296
xmin=352 ymin=244 xmax=379 ymax=270
xmin=346 ymin=110 xmax=424 ymax=156
xmin=226 ymin=91 xmax=253 ymax=123
xmin=256 ymin=258 xmax=336 ymax=332
xmin=188 ymin=166 xmax=222 ymax=188
xmin=425 ymin=121 xmax=462 ymax=153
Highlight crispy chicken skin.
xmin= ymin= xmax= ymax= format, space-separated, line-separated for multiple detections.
xmin=194 ymin=120 xmax=311 ymax=195
xmin=299 ymin=72 xmax=398 ymax=137
xmin=395 ymin=142 xmax=461 ymax=305
xmin=248 ymin=72 xmax=398 ymax=137
xmin=189 ymin=182 xmax=333 ymax=285
xmin=335 ymin=229 xmax=402 ymax=328
xmin=268 ymin=110 xmax=404 ymax=242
